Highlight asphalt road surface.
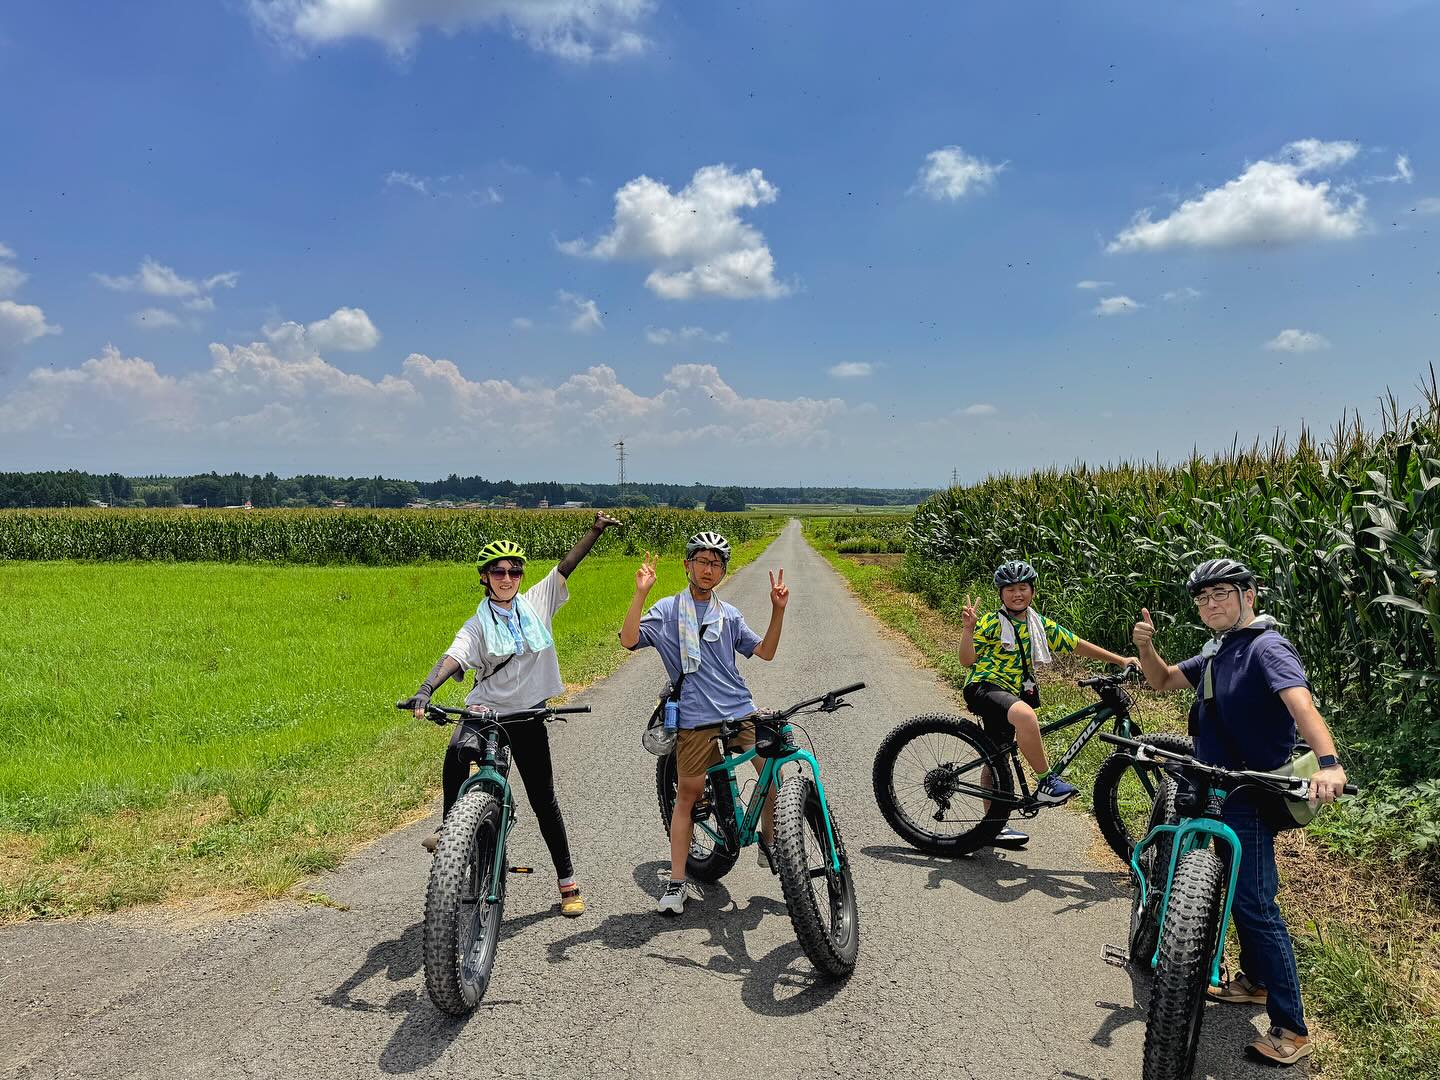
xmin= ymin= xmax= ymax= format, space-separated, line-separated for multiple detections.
xmin=3 ymin=522 xmax=1285 ymax=1079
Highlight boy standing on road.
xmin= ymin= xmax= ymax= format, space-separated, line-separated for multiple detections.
xmin=1132 ymin=558 xmax=1347 ymax=1067
xmin=959 ymin=560 xmax=1138 ymax=848
xmin=619 ymin=531 xmax=789 ymax=915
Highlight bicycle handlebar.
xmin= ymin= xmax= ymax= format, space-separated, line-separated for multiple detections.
xmin=395 ymin=701 xmax=592 ymax=725
xmin=1098 ymin=731 xmax=1358 ymax=798
xmin=1077 ymin=666 xmax=1143 ymax=690
xmin=771 ymin=681 xmax=868 ymax=721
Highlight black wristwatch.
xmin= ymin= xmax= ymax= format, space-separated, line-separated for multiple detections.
xmin=1316 ymin=754 xmax=1340 ymax=768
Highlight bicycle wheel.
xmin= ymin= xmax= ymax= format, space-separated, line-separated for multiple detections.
xmin=655 ymin=752 xmax=740 ymax=882
xmin=774 ymin=774 xmax=859 ymax=978
xmin=423 ymin=789 xmax=506 ymax=1015
xmin=1143 ymin=847 xmax=1225 ymax=1080
xmin=871 ymin=714 xmax=1013 ymax=856
xmin=1092 ymin=733 xmax=1193 ymax=864
xmin=1127 ymin=775 xmax=1178 ymax=972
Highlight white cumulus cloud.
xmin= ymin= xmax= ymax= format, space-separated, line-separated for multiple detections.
xmin=563 ymin=164 xmax=788 ymax=300
xmin=1107 ymin=139 xmax=1367 ymax=253
xmin=1095 ymin=295 xmax=1141 ymax=316
xmin=249 ymin=0 xmax=655 ymax=61
xmin=959 ymin=403 xmax=997 ymax=416
xmin=265 ymin=307 xmax=381 ymax=354
xmin=94 ymin=257 xmax=239 ymax=299
xmin=915 ymin=146 xmax=1005 ymax=201
xmin=646 ymin=325 xmax=728 ymax=346
xmin=1162 ymin=287 xmax=1203 ymax=302
xmin=827 ymin=362 xmax=873 ymax=378
xmin=511 ymin=316 xmax=534 ymax=330
xmin=557 ymin=291 xmax=603 ymax=334
xmin=0 ymin=301 xmax=61 ymax=354
xmin=0 ymin=244 xmax=28 ymax=298
xmin=1075 ymin=280 xmax=1113 ymax=290
xmin=1264 ymin=328 xmax=1331 ymax=353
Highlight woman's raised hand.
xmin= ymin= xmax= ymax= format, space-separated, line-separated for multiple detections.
xmin=961 ymin=593 xmax=979 ymax=631
xmin=636 ymin=552 xmax=658 ymax=593
xmin=594 ymin=511 xmax=621 ymax=531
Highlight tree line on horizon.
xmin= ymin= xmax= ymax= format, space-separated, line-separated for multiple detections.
xmin=0 ymin=470 xmax=933 ymax=511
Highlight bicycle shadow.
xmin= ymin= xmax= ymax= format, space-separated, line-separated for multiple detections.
xmin=861 ymin=844 xmax=1128 ymax=913
xmin=544 ymin=859 xmax=847 ymax=1017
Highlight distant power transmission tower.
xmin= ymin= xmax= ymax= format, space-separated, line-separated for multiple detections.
xmin=951 ymin=467 xmax=959 ymax=488
xmin=614 ymin=439 xmax=628 ymax=493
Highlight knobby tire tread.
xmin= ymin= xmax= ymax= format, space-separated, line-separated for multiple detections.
xmin=423 ymin=790 xmax=505 ymax=1016
xmin=871 ymin=713 xmax=1013 ymax=856
xmin=1143 ymin=848 xmax=1224 ymax=1080
xmin=774 ymin=774 xmax=860 ymax=979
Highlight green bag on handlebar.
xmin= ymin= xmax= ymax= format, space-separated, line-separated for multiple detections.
xmin=1261 ymin=748 xmax=1321 ymax=831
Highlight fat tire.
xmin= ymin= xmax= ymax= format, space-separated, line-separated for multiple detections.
xmin=871 ymin=713 xmax=1013 ymax=856
xmin=774 ymin=774 xmax=860 ymax=978
xmin=423 ymin=790 xmax=506 ymax=1016
xmin=1143 ymin=848 xmax=1224 ymax=1080
xmin=655 ymin=752 xmax=740 ymax=883
xmin=1093 ymin=733 xmax=1194 ymax=864
xmin=1128 ymin=775 xmax=1178 ymax=972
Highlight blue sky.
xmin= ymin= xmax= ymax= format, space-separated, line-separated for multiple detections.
xmin=1 ymin=1 xmax=1437 ymax=486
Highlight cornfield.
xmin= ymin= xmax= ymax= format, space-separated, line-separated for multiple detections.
xmin=906 ymin=372 xmax=1440 ymax=785
xmin=0 ymin=508 xmax=776 ymax=565
xmin=805 ymin=515 xmax=912 ymax=553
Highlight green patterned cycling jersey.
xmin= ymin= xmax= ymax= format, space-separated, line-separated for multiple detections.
xmin=965 ymin=609 xmax=1077 ymax=695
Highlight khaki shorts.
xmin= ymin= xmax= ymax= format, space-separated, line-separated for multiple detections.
xmin=676 ymin=720 xmax=756 ymax=778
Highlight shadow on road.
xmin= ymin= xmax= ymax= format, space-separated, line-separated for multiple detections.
xmin=544 ymin=860 xmax=847 ymax=1016
xmin=861 ymin=844 xmax=1127 ymax=912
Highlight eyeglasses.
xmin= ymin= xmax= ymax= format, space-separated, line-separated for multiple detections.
xmin=689 ymin=557 xmax=725 ymax=571
xmin=1193 ymin=587 xmax=1236 ymax=607
xmin=487 ymin=566 xmax=524 ymax=579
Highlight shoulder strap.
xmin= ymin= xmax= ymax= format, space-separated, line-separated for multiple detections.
xmin=1001 ymin=610 xmax=1037 ymax=684
xmin=475 ymin=652 xmax=515 ymax=687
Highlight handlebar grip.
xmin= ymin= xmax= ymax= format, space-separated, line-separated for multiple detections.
xmin=550 ymin=705 xmax=592 ymax=715
xmin=1343 ymin=784 xmax=1358 ymax=796
xmin=832 ymin=682 xmax=866 ymax=697
xmin=395 ymin=700 xmax=410 ymax=710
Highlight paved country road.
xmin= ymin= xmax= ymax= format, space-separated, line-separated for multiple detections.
xmin=3 ymin=523 xmax=1283 ymax=1080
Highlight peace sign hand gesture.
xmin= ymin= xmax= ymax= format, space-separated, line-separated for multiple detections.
xmin=961 ymin=594 xmax=980 ymax=631
xmin=769 ymin=568 xmax=789 ymax=610
xmin=636 ymin=552 xmax=658 ymax=594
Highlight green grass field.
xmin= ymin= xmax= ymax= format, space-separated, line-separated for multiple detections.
xmin=0 ymin=540 xmax=772 ymax=918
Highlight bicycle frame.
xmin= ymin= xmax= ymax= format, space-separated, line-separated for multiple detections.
xmin=949 ymin=695 xmax=1144 ymax=808
xmin=697 ymin=723 xmax=843 ymax=873
xmin=455 ymin=726 xmax=515 ymax=906
xmin=1128 ymin=794 xmax=1243 ymax=986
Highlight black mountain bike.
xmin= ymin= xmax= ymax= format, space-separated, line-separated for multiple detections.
xmin=397 ymin=700 xmax=591 ymax=1015
xmin=872 ymin=668 xmax=1192 ymax=858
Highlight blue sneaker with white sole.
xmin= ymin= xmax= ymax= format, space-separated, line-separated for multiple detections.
xmin=1035 ymin=774 xmax=1079 ymax=806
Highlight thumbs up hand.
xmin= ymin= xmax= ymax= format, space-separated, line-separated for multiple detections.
xmin=1133 ymin=608 xmax=1157 ymax=651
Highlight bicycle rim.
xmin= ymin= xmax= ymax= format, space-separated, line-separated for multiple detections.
xmin=888 ymin=728 xmax=999 ymax=840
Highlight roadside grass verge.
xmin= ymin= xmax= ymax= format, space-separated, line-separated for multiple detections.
xmin=810 ymin=540 xmax=1440 ymax=1080
xmin=0 ymin=537 xmax=773 ymax=920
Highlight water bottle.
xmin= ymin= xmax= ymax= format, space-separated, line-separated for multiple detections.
xmin=663 ymin=698 xmax=679 ymax=732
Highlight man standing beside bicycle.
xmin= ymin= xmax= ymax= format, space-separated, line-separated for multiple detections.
xmin=959 ymin=559 xmax=1139 ymax=848
xmin=400 ymin=511 xmax=621 ymax=918
xmin=619 ymin=531 xmax=789 ymax=915
xmin=1132 ymin=558 xmax=1348 ymax=1067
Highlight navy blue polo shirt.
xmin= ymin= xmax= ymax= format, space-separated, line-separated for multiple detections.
xmin=1177 ymin=626 xmax=1308 ymax=771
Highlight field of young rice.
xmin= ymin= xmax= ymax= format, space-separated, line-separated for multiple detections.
xmin=905 ymin=377 xmax=1439 ymax=790
xmin=0 ymin=508 xmax=776 ymax=564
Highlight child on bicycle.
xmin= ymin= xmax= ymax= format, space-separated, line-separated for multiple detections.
xmin=619 ymin=531 xmax=789 ymax=915
xmin=1133 ymin=558 xmax=1346 ymax=1066
xmin=400 ymin=511 xmax=620 ymax=918
xmin=959 ymin=559 xmax=1138 ymax=848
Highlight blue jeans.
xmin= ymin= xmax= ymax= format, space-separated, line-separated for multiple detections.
xmin=1221 ymin=802 xmax=1307 ymax=1035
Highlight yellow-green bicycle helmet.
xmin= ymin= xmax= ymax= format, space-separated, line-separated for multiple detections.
xmin=476 ymin=539 xmax=527 ymax=573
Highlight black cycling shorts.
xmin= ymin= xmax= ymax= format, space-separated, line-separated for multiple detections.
xmin=963 ymin=681 xmax=1024 ymax=742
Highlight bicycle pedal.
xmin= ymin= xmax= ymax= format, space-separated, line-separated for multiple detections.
xmin=508 ymin=866 xmax=535 ymax=874
xmin=1101 ymin=944 xmax=1130 ymax=969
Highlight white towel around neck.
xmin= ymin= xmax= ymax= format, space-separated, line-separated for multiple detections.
xmin=999 ymin=608 xmax=1052 ymax=666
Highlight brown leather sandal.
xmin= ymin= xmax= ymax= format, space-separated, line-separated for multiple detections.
xmin=559 ymin=884 xmax=586 ymax=917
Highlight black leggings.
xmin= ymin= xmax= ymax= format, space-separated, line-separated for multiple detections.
xmin=442 ymin=714 xmax=573 ymax=880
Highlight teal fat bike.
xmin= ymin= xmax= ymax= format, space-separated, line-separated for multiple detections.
xmin=656 ymin=682 xmax=868 ymax=978
xmin=1096 ymin=732 xmax=1357 ymax=1080
xmin=396 ymin=700 xmax=591 ymax=1015
xmin=871 ymin=668 xmax=1191 ymax=859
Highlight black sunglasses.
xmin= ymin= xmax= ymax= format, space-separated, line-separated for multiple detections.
xmin=487 ymin=565 xmax=524 ymax=579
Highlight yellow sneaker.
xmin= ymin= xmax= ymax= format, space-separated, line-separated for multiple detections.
xmin=559 ymin=884 xmax=585 ymax=917
xmin=1246 ymin=1027 xmax=1312 ymax=1065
